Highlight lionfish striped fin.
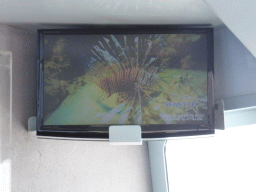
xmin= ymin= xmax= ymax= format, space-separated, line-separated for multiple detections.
xmin=91 ymin=50 xmax=102 ymax=61
xmin=110 ymin=35 xmax=129 ymax=69
xmin=134 ymin=37 xmax=139 ymax=67
xmin=141 ymin=41 xmax=153 ymax=68
xmin=103 ymin=37 xmax=117 ymax=57
xmin=124 ymin=35 xmax=131 ymax=66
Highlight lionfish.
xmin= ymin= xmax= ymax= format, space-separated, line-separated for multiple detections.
xmin=88 ymin=34 xmax=166 ymax=124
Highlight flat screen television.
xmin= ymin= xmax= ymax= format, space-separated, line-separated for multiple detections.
xmin=37 ymin=25 xmax=215 ymax=140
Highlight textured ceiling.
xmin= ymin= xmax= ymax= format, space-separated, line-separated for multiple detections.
xmin=0 ymin=0 xmax=223 ymax=30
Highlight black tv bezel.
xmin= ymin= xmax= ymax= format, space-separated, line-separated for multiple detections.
xmin=36 ymin=25 xmax=215 ymax=140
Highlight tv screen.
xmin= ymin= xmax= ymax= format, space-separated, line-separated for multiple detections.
xmin=37 ymin=25 xmax=214 ymax=139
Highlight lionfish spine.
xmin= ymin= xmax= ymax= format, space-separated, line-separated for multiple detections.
xmin=93 ymin=67 xmax=157 ymax=96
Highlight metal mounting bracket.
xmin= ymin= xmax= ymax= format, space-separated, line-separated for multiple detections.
xmin=109 ymin=125 xmax=142 ymax=145
xmin=214 ymin=99 xmax=225 ymax=130
xmin=28 ymin=116 xmax=36 ymax=131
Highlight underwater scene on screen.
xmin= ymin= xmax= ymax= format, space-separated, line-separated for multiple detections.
xmin=43 ymin=34 xmax=208 ymax=125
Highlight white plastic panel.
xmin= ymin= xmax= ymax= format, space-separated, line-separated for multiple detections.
xmin=0 ymin=51 xmax=12 ymax=162
xmin=225 ymin=106 xmax=256 ymax=128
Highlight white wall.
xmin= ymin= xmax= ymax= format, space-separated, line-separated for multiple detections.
xmin=0 ymin=24 xmax=152 ymax=192
xmin=0 ymin=25 xmax=8 ymax=50
xmin=214 ymin=27 xmax=256 ymax=100
xmin=12 ymin=133 xmax=152 ymax=192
